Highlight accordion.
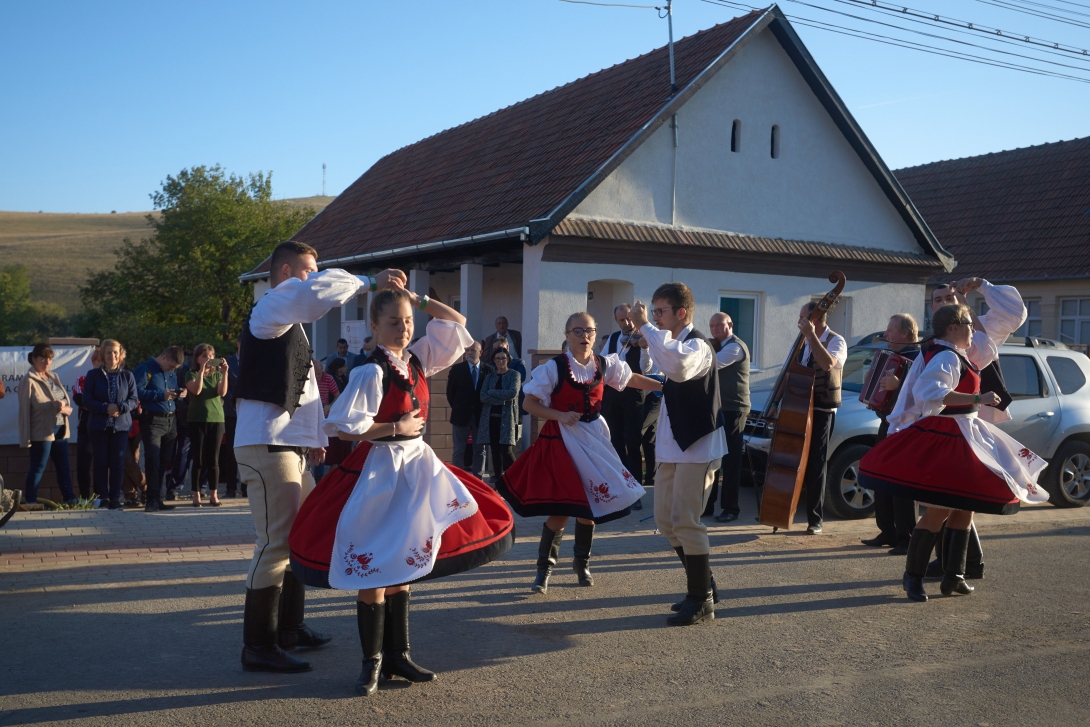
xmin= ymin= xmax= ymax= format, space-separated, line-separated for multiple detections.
xmin=859 ymin=350 xmax=912 ymax=416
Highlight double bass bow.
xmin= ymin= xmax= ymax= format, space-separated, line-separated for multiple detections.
xmin=757 ymin=271 xmax=846 ymax=531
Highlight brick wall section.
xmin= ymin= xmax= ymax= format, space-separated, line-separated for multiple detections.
xmin=0 ymin=443 xmax=77 ymax=503
xmin=424 ymin=367 xmax=453 ymax=463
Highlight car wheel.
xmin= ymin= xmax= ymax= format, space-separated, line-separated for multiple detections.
xmin=824 ymin=443 xmax=875 ymax=519
xmin=1043 ymin=440 xmax=1090 ymax=508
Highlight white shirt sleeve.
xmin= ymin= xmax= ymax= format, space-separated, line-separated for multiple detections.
xmin=522 ymin=360 xmax=560 ymax=409
xmin=407 ymin=319 xmax=476 ymax=378
xmin=715 ymin=340 xmax=746 ymax=370
xmin=827 ymin=333 xmax=848 ymax=369
xmin=640 ymin=323 xmax=713 ymax=383
xmin=602 ymin=353 xmax=634 ymax=391
xmin=323 ymin=363 xmax=383 ymax=437
xmin=249 ymin=269 xmax=365 ymax=340
xmin=910 ymin=350 xmax=961 ymax=419
xmin=978 ymin=280 xmax=1027 ymax=344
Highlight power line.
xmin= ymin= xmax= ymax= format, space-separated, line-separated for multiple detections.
xmin=700 ymin=0 xmax=1090 ymax=83
xmin=971 ymin=0 xmax=1090 ymax=29
xmin=997 ymin=0 xmax=1090 ymax=19
xmin=557 ymin=0 xmax=662 ymax=8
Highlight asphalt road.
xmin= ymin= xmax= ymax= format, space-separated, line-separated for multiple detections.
xmin=1 ymin=494 xmax=1089 ymax=727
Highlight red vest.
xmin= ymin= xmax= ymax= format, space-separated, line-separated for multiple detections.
xmin=922 ymin=343 xmax=980 ymax=415
xmin=366 ymin=348 xmax=430 ymax=440
xmin=550 ymin=353 xmax=605 ymax=422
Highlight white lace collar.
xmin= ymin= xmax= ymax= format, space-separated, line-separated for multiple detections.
xmin=377 ymin=345 xmax=412 ymax=378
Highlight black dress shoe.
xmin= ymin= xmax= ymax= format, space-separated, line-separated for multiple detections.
xmin=631 ymin=499 xmax=643 ymax=511
xmin=241 ymin=645 xmax=312 ymax=673
xmin=860 ymin=535 xmax=895 ymax=547
xmin=279 ymin=623 xmax=333 ymax=650
xmin=144 ymin=500 xmax=176 ymax=512
xmin=714 ymin=512 xmax=738 ymax=523
xmin=108 ymin=502 xmax=125 ymax=510
xmin=887 ymin=544 xmax=909 ymax=556
xmin=165 ymin=491 xmax=177 ymax=501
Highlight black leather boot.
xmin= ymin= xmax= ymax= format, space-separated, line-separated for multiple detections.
xmin=925 ymin=524 xmax=946 ymax=578
xmin=241 ymin=585 xmax=312 ymax=673
xmin=380 ymin=590 xmax=437 ymax=683
xmin=356 ymin=601 xmax=384 ymax=696
xmin=671 ymin=546 xmax=720 ymax=612
xmin=667 ymin=554 xmax=715 ymax=626
xmin=940 ymin=528 xmax=975 ymax=596
xmin=965 ymin=522 xmax=985 ymax=580
xmin=903 ymin=528 xmax=940 ymax=603
xmin=531 ymin=524 xmax=564 ymax=593
xmin=278 ymin=570 xmax=333 ymax=650
xmin=572 ymin=521 xmax=594 ymax=587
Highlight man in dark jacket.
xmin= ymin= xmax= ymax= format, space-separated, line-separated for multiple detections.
xmin=134 ymin=346 xmax=186 ymax=511
xmin=446 ymin=342 xmax=485 ymax=477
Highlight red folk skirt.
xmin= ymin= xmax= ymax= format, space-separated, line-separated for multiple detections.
xmin=858 ymin=415 xmax=1021 ymax=515
xmin=497 ymin=420 xmax=633 ymax=524
xmin=289 ymin=440 xmax=515 ymax=589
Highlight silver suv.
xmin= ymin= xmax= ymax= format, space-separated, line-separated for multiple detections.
xmin=745 ymin=337 xmax=1090 ymax=518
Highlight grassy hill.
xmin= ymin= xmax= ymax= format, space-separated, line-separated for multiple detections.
xmin=0 ymin=197 xmax=334 ymax=314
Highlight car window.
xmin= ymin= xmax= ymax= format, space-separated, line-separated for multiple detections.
xmin=1047 ymin=356 xmax=1088 ymax=395
xmin=999 ymin=355 xmax=1044 ymax=399
xmin=842 ymin=347 xmax=884 ymax=393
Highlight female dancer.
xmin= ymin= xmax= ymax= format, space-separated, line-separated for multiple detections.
xmin=498 ymin=312 xmax=661 ymax=593
xmin=859 ymin=304 xmax=1049 ymax=602
xmin=288 ymin=287 xmax=515 ymax=695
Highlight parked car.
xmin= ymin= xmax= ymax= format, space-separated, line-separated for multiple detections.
xmin=744 ymin=337 xmax=1090 ymax=519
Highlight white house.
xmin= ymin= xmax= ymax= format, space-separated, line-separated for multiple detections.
xmin=243 ymin=4 xmax=952 ymax=398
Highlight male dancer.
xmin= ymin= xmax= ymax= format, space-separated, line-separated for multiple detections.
xmin=235 ymin=239 xmax=405 ymax=672
xmin=632 ymin=283 xmax=727 ymax=626
xmin=860 ymin=314 xmax=921 ymax=555
xmin=602 ymin=304 xmax=650 ymax=509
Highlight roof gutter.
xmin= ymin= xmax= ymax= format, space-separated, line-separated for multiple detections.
xmin=238 ymin=226 xmax=529 ymax=283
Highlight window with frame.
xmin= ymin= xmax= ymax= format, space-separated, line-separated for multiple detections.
xmin=719 ymin=294 xmax=759 ymax=367
xmin=1059 ymin=298 xmax=1090 ymax=344
xmin=1014 ymin=299 xmax=1042 ymax=338
xmin=998 ymin=354 xmax=1047 ymax=399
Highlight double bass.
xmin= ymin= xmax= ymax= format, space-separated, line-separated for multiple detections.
xmin=758 ymin=271 xmax=846 ymax=531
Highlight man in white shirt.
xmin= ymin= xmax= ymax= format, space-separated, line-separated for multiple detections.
xmin=631 ymin=282 xmax=727 ymax=626
xmin=707 ymin=312 xmax=751 ymax=522
xmin=795 ymin=302 xmax=847 ymax=535
xmin=235 ymin=239 xmax=405 ymax=673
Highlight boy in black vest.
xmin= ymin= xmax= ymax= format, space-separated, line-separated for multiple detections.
xmin=632 ymin=283 xmax=727 ymax=626
xmin=235 ymin=239 xmax=406 ymax=673
xmin=795 ymin=302 xmax=847 ymax=535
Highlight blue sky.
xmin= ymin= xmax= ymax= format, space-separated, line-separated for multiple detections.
xmin=1 ymin=0 xmax=1087 ymax=213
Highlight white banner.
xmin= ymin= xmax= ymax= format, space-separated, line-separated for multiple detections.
xmin=340 ymin=320 xmax=370 ymax=355
xmin=0 ymin=346 xmax=97 ymax=446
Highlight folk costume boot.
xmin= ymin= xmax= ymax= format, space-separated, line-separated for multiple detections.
xmin=241 ymin=585 xmax=312 ymax=673
xmin=356 ymin=601 xmax=384 ymax=696
xmin=925 ymin=524 xmax=946 ymax=578
xmin=903 ymin=528 xmax=941 ymax=603
xmin=667 ymin=554 xmax=715 ymax=626
xmin=965 ymin=522 xmax=985 ymax=580
xmin=671 ymin=546 xmax=720 ymax=612
xmin=277 ymin=570 xmax=333 ymax=650
xmin=532 ymin=524 xmax=564 ymax=593
xmin=572 ymin=521 xmax=594 ymax=587
xmin=940 ymin=528 xmax=976 ymax=596
xmin=381 ymin=590 xmax=437 ymax=683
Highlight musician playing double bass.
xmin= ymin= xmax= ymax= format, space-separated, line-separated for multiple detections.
xmin=793 ymin=302 xmax=847 ymax=535
xmin=860 ymin=314 xmax=921 ymax=555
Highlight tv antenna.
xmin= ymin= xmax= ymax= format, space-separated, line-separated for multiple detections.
xmin=322 ymin=163 xmax=327 ymax=196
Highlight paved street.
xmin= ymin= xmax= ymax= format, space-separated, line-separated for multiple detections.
xmin=2 ymin=488 xmax=1089 ymax=727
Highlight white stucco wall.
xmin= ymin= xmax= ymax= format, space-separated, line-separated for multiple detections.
xmin=571 ymin=27 xmax=921 ymax=254
xmin=527 ymin=251 xmax=921 ymax=388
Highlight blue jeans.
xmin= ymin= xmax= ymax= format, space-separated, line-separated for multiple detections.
xmin=25 ymin=425 xmax=76 ymax=503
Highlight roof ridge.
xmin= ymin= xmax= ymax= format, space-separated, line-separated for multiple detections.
xmin=895 ymin=134 xmax=1090 ymax=174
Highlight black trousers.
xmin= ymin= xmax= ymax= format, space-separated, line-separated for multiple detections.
xmin=804 ymin=410 xmax=835 ymax=528
xmin=90 ymin=428 xmax=127 ymax=506
xmin=873 ymin=419 xmax=916 ymax=545
xmin=141 ymin=413 xmax=178 ymax=503
xmin=489 ymin=415 xmax=516 ymax=480
xmin=220 ymin=416 xmax=241 ymax=494
xmin=189 ymin=421 xmax=224 ymax=493
xmin=641 ymin=396 xmax=660 ymax=486
xmin=605 ymin=393 xmax=646 ymax=485
xmin=706 ymin=409 xmax=749 ymax=516
xmin=76 ymin=416 xmax=94 ymax=500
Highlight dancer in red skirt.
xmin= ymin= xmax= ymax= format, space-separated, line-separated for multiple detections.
xmin=859 ymin=304 xmax=1048 ymax=602
xmin=288 ymin=287 xmax=514 ymax=695
xmin=499 ymin=312 xmax=661 ymax=593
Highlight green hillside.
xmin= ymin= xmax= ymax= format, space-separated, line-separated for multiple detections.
xmin=0 ymin=197 xmax=333 ymax=313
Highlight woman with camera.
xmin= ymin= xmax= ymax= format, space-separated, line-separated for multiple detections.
xmin=185 ymin=343 xmax=229 ymax=507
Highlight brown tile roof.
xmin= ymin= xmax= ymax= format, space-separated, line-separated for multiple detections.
xmin=895 ymin=136 xmax=1090 ymax=284
xmin=552 ymin=218 xmax=944 ymax=269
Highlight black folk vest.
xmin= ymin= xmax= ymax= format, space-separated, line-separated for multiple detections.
xmin=804 ymin=330 xmax=843 ymax=410
xmin=662 ymin=328 xmax=721 ymax=452
xmin=237 ymin=319 xmax=313 ymax=418
xmin=712 ymin=335 xmax=750 ymax=412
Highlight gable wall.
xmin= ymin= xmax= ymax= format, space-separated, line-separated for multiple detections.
xmin=571 ymin=27 xmax=921 ymax=254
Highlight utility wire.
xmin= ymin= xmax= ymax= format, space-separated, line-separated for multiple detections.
xmin=997 ymin=0 xmax=1090 ymax=19
xmin=700 ymin=0 xmax=1090 ymax=83
xmin=971 ymin=0 xmax=1090 ymax=29
xmin=830 ymin=0 xmax=1090 ymax=57
xmin=558 ymin=0 xmax=662 ymax=8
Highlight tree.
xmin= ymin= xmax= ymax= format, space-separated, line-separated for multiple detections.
xmin=0 ymin=265 xmax=68 ymax=345
xmin=79 ymin=166 xmax=314 ymax=361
